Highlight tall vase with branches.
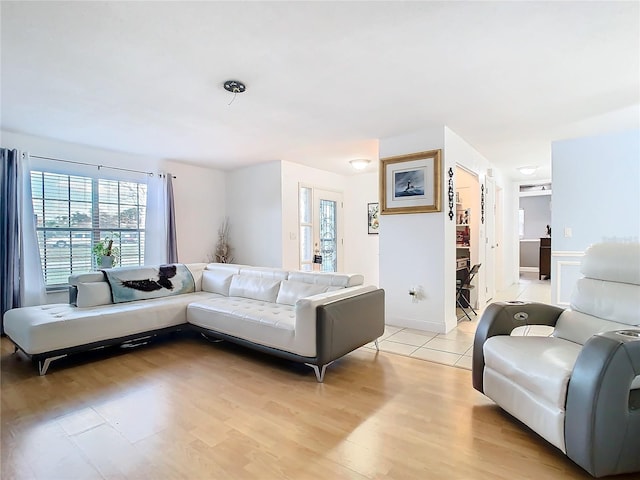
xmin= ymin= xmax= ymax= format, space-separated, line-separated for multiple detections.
xmin=214 ymin=217 xmax=234 ymax=263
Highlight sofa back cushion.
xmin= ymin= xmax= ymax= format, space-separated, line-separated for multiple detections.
xmin=553 ymin=310 xmax=634 ymax=346
xmin=239 ymin=266 xmax=289 ymax=281
xmin=288 ymin=271 xmax=364 ymax=287
xmin=202 ymin=264 xmax=242 ymax=295
xmin=68 ymin=271 xmax=106 ymax=286
xmin=275 ymin=280 xmax=331 ymax=306
xmin=185 ymin=263 xmax=207 ymax=292
xmin=570 ymin=278 xmax=640 ymax=326
xmin=229 ymin=274 xmax=281 ymax=302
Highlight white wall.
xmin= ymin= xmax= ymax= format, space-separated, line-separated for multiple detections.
xmin=2 ymin=130 xmax=226 ymax=301
xmin=225 ymin=161 xmax=283 ymax=268
xmin=501 ymin=181 xmax=521 ymax=290
xmin=379 ymin=128 xmax=451 ymax=332
xmin=343 ymin=171 xmax=379 ymax=285
xmin=551 ymin=128 xmax=640 ymax=305
xmin=163 ymin=159 xmax=227 ymax=263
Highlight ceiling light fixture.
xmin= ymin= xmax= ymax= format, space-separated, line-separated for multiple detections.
xmin=518 ymin=166 xmax=537 ymax=176
xmin=349 ymin=159 xmax=371 ymax=170
xmin=223 ymin=80 xmax=246 ymax=105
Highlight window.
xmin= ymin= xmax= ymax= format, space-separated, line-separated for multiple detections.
xmin=299 ymin=186 xmax=313 ymax=272
xmin=31 ymin=171 xmax=147 ymax=287
xmin=518 ymin=208 xmax=525 ymax=238
xmin=298 ymin=185 xmax=343 ymax=272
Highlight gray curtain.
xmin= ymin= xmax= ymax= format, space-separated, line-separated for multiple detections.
xmin=166 ymin=174 xmax=178 ymax=263
xmin=1 ymin=149 xmax=21 ymax=333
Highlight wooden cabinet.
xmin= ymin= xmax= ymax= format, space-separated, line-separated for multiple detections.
xmin=539 ymin=237 xmax=551 ymax=280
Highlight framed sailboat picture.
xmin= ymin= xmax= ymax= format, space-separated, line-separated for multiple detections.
xmin=380 ymin=149 xmax=442 ymax=214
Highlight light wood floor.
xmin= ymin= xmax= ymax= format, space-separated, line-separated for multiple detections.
xmin=0 ymin=334 xmax=625 ymax=480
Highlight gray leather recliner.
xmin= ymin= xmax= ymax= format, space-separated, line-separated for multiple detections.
xmin=472 ymin=242 xmax=640 ymax=478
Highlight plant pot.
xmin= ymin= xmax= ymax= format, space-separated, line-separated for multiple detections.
xmin=101 ymin=256 xmax=114 ymax=268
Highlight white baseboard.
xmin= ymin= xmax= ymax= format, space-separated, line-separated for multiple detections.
xmin=519 ymin=267 xmax=539 ymax=273
xmin=385 ymin=317 xmax=446 ymax=334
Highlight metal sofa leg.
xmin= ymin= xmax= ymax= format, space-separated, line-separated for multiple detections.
xmin=375 ymin=339 xmax=380 ymax=351
xmin=305 ymin=362 xmax=333 ymax=382
xmin=38 ymin=354 xmax=67 ymax=375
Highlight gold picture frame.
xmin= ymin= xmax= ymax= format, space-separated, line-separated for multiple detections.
xmin=380 ymin=149 xmax=442 ymax=215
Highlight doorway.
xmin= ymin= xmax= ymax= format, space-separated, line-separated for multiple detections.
xmin=518 ymin=183 xmax=552 ymax=279
xmin=299 ymin=185 xmax=343 ymax=272
xmin=455 ymin=166 xmax=480 ymax=312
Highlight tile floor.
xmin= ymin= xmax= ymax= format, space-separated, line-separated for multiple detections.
xmin=364 ymin=272 xmax=552 ymax=370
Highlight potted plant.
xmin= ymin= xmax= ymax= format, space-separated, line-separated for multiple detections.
xmin=213 ymin=217 xmax=234 ymax=264
xmin=93 ymin=233 xmax=120 ymax=268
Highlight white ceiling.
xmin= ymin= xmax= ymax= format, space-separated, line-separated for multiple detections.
xmin=1 ymin=1 xmax=639 ymax=180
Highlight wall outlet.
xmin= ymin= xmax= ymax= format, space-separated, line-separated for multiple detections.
xmin=409 ymin=286 xmax=421 ymax=303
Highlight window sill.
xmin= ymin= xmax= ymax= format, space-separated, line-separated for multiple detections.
xmin=46 ymin=286 xmax=69 ymax=294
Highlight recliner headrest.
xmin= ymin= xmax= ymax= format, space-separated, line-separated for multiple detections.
xmin=581 ymin=243 xmax=640 ymax=285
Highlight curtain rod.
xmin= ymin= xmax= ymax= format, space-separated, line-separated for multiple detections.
xmin=25 ymin=153 xmax=176 ymax=178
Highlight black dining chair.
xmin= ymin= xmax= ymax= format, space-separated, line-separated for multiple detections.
xmin=456 ymin=263 xmax=481 ymax=321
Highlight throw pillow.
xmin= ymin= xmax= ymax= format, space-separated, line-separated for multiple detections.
xmin=77 ymin=282 xmax=113 ymax=308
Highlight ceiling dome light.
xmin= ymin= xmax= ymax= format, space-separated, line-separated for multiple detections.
xmin=223 ymin=80 xmax=246 ymax=93
xmin=223 ymin=80 xmax=246 ymax=105
xmin=349 ymin=159 xmax=371 ymax=170
xmin=518 ymin=166 xmax=537 ymax=176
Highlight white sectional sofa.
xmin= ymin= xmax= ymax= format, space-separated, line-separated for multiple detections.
xmin=3 ymin=263 xmax=385 ymax=381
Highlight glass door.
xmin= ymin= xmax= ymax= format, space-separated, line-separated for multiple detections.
xmin=299 ymin=186 xmax=343 ymax=272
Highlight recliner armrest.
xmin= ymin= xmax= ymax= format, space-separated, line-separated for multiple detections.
xmin=472 ymin=301 xmax=564 ymax=393
xmin=565 ymin=329 xmax=640 ymax=478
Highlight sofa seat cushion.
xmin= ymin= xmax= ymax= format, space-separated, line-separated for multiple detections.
xmin=186 ymin=297 xmax=312 ymax=356
xmin=484 ymin=336 xmax=582 ymax=409
xmin=4 ymin=292 xmax=219 ymax=355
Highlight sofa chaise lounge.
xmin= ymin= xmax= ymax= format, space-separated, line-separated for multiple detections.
xmin=4 ymin=263 xmax=385 ymax=382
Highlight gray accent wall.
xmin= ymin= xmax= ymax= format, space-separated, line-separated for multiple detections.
xmin=551 ymin=128 xmax=640 ymax=305
xmin=519 ymin=194 xmax=551 ymax=269
xmin=520 ymin=195 xmax=551 ymax=240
